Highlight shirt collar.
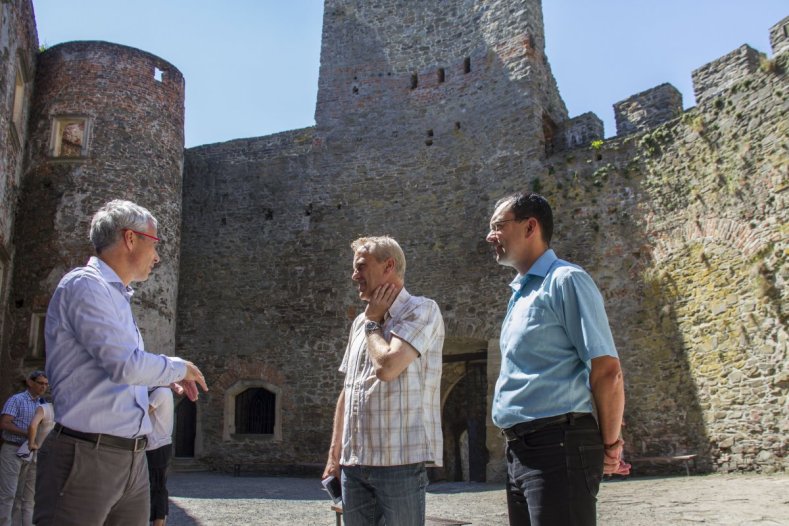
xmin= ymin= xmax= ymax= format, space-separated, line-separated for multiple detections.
xmin=386 ymin=287 xmax=411 ymax=321
xmin=88 ymin=256 xmax=135 ymax=297
xmin=24 ymin=390 xmax=42 ymax=403
xmin=509 ymin=249 xmax=557 ymax=292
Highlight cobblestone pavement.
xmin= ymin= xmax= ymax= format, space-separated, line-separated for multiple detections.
xmin=166 ymin=472 xmax=789 ymax=525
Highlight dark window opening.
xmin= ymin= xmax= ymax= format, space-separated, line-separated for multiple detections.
xmin=427 ymin=129 xmax=434 ymax=137
xmin=425 ymin=139 xmax=433 ymax=146
xmin=352 ymin=86 xmax=359 ymax=94
xmin=542 ymin=113 xmax=557 ymax=156
xmin=438 ymin=68 xmax=445 ymax=83
xmin=455 ymin=122 xmax=461 ymax=130
xmin=154 ymin=67 xmax=163 ymax=82
xmin=410 ymin=73 xmax=418 ymax=89
xmin=463 ymin=57 xmax=471 ymax=74
xmin=235 ymin=388 xmax=276 ymax=434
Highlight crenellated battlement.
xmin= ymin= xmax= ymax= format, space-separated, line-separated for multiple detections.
xmin=614 ymin=83 xmax=683 ymax=137
xmin=692 ymin=44 xmax=765 ymax=104
xmin=562 ymin=17 xmax=787 ymax=142
xmin=769 ymin=16 xmax=789 ymax=55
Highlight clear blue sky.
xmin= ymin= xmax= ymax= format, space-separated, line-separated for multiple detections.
xmin=32 ymin=1 xmax=787 ymax=147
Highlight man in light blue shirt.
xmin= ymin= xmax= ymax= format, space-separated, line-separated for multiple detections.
xmin=486 ymin=192 xmax=627 ymax=526
xmin=35 ymin=200 xmax=208 ymax=526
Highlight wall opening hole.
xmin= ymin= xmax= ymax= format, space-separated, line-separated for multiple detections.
xmin=410 ymin=73 xmax=418 ymax=90
xmin=427 ymin=129 xmax=434 ymax=137
xmin=438 ymin=68 xmax=445 ymax=83
xmin=455 ymin=122 xmax=461 ymax=130
xmin=154 ymin=68 xmax=164 ymax=82
xmin=352 ymin=86 xmax=359 ymax=94
xmin=463 ymin=57 xmax=471 ymax=74
xmin=425 ymin=139 xmax=433 ymax=146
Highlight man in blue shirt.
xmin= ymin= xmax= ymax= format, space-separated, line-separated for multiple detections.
xmin=486 ymin=192 xmax=628 ymax=526
xmin=0 ymin=370 xmax=47 ymax=526
xmin=35 ymin=200 xmax=208 ymax=526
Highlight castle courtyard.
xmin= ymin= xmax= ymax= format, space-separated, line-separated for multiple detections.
xmin=165 ymin=471 xmax=789 ymax=525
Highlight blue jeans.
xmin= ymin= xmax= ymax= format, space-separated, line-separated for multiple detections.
xmin=341 ymin=463 xmax=427 ymax=526
xmin=505 ymin=414 xmax=604 ymax=526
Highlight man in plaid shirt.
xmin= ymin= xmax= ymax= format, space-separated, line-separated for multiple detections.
xmin=323 ymin=236 xmax=445 ymax=526
xmin=0 ymin=370 xmax=48 ymax=526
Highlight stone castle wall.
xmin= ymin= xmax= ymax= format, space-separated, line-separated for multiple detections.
xmin=0 ymin=0 xmax=37 ymax=391
xmin=535 ymin=49 xmax=787 ymax=473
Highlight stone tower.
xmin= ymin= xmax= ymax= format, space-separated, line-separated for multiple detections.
xmin=8 ymin=41 xmax=185 ymax=370
xmin=316 ymin=0 xmax=567 ymax=155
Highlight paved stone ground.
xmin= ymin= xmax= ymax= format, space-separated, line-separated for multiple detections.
xmin=166 ymin=472 xmax=789 ymax=525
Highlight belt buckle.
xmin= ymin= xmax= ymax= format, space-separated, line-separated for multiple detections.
xmin=133 ymin=437 xmax=144 ymax=452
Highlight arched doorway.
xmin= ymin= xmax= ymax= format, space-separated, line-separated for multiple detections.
xmin=173 ymin=397 xmax=196 ymax=458
xmin=442 ymin=362 xmax=488 ymax=482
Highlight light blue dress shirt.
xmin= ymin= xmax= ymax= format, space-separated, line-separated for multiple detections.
xmin=492 ymin=249 xmax=619 ymax=429
xmin=45 ymin=257 xmax=186 ymax=438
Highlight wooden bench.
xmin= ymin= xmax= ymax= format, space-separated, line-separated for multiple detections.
xmin=629 ymin=454 xmax=697 ymax=476
xmin=331 ymin=503 xmax=470 ymax=526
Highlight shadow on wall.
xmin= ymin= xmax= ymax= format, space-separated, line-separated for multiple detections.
xmin=624 ymin=265 xmax=711 ymax=473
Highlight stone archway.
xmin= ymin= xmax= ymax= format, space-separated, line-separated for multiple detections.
xmin=440 ymin=336 xmax=489 ymax=482
xmin=442 ymin=364 xmax=488 ymax=481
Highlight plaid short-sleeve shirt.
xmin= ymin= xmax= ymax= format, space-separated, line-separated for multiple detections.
xmin=340 ymin=288 xmax=445 ymax=467
xmin=1 ymin=390 xmax=43 ymax=444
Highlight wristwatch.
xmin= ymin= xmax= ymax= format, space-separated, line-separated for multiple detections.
xmin=365 ymin=320 xmax=383 ymax=334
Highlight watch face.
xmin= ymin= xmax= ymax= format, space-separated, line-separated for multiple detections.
xmin=365 ymin=321 xmax=380 ymax=332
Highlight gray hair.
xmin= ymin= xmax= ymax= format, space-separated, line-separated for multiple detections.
xmin=351 ymin=236 xmax=406 ymax=279
xmin=89 ymin=200 xmax=158 ymax=254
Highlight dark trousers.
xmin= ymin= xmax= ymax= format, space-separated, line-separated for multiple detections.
xmin=146 ymin=444 xmax=172 ymax=521
xmin=505 ymin=414 xmax=604 ymax=526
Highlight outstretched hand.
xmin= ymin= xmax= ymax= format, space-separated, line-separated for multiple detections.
xmin=177 ymin=361 xmax=209 ymax=401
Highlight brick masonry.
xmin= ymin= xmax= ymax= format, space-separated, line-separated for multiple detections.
xmin=0 ymin=0 xmax=786 ymax=478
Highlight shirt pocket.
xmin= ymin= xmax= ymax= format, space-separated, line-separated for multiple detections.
xmin=517 ymin=306 xmax=546 ymax=325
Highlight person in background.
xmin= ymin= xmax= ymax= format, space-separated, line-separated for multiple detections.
xmin=146 ymin=386 xmax=175 ymax=526
xmin=0 ymin=371 xmax=47 ymax=526
xmin=11 ymin=400 xmax=54 ymax=526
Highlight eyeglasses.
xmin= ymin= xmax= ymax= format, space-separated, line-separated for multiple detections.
xmin=34 ymin=380 xmax=48 ymax=386
xmin=124 ymin=229 xmax=160 ymax=242
xmin=489 ymin=219 xmax=519 ymax=233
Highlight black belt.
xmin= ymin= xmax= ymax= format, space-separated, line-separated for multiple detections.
xmin=54 ymin=423 xmax=147 ymax=452
xmin=502 ymin=412 xmax=592 ymax=442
